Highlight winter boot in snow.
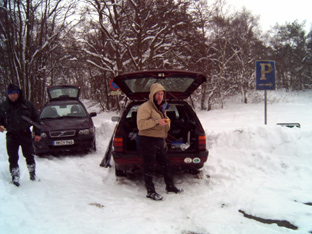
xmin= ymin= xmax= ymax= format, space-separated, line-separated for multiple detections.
xmin=11 ymin=167 xmax=20 ymax=187
xmin=146 ymin=192 xmax=163 ymax=201
xmin=166 ymin=185 xmax=184 ymax=194
xmin=27 ymin=164 xmax=36 ymax=181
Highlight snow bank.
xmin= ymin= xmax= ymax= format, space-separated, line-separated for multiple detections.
xmin=1 ymin=91 xmax=312 ymax=234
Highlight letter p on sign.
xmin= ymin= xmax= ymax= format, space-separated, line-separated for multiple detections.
xmin=260 ymin=63 xmax=273 ymax=80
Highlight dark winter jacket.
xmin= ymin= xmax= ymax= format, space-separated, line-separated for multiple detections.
xmin=0 ymin=89 xmax=41 ymax=136
xmin=137 ymin=83 xmax=170 ymax=138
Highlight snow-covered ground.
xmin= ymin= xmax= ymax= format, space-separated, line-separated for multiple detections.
xmin=1 ymin=90 xmax=312 ymax=234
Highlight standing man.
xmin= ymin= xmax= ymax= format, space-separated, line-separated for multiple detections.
xmin=0 ymin=84 xmax=41 ymax=187
xmin=137 ymin=83 xmax=183 ymax=201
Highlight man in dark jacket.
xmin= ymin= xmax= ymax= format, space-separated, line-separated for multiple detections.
xmin=137 ymin=83 xmax=183 ymax=201
xmin=0 ymin=84 xmax=41 ymax=186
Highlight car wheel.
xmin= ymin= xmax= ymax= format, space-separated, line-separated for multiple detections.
xmin=92 ymin=141 xmax=97 ymax=151
xmin=89 ymin=140 xmax=96 ymax=152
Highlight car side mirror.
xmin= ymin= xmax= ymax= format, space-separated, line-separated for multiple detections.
xmin=111 ymin=116 xmax=120 ymax=122
xmin=90 ymin=112 xmax=97 ymax=117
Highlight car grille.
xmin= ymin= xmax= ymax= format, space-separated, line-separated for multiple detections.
xmin=49 ymin=130 xmax=76 ymax=138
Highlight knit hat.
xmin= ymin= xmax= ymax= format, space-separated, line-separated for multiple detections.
xmin=7 ymin=84 xmax=20 ymax=95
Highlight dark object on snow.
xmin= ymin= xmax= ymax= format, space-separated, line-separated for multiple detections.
xmin=276 ymin=123 xmax=300 ymax=128
xmin=99 ymin=135 xmax=113 ymax=167
xmin=100 ymin=125 xmax=118 ymax=168
xmin=239 ymin=210 xmax=298 ymax=230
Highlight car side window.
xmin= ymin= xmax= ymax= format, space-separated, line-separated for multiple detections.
xmin=126 ymin=105 xmax=139 ymax=118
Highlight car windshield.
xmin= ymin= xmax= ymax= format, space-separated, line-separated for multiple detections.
xmin=40 ymin=104 xmax=87 ymax=119
xmin=124 ymin=76 xmax=194 ymax=93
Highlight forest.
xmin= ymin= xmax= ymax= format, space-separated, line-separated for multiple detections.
xmin=1 ymin=0 xmax=312 ymax=111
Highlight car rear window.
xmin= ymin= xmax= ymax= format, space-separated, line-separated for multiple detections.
xmin=48 ymin=86 xmax=79 ymax=99
xmin=124 ymin=76 xmax=194 ymax=93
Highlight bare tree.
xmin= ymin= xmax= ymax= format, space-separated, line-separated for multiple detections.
xmin=0 ymin=0 xmax=79 ymax=108
xmin=228 ymin=9 xmax=266 ymax=103
xmin=124 ymin=0 xmax=192 ymax=70
xmin=207 ymin=8 xmax=265 ymax=106
xmin=82 ymin=0 xmax=194 ymax=110
xmin=270 ymin=21 xmax=310 ymax=90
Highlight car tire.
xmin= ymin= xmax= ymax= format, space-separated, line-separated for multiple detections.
xmin=88 ymin=140 xmax=96 ymax=152
xmin=92 ymin=141 xmax=97 ymax=151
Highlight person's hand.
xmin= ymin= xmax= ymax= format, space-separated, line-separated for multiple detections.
xmin=158 ymin=119 xmax=168 ymax=126
xmin=0 ymin=126 xmax=6 ymax=132
xmin=34 ymin=135 xmax=41 ymax=142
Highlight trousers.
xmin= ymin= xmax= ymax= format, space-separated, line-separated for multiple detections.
xmin=139 ymin=135 xmax=174 ymax=193
xmin=6 ymin=130 xmax=36 ymax=171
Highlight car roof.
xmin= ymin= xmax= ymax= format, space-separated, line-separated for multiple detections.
xmin=113 ymin=70 xmax=207 ymax=100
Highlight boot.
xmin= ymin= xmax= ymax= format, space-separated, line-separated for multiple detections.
xmin=11 ymin=167 xmax=20 ymax=187
xmin=166 ymin=185 xmax=184 ymax=194
xmin=146 ymin=192 xmax=163 ymax=201
xmin=27 ymin=164 xmax=36 ymax=181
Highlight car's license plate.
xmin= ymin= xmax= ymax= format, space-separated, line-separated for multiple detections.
xmin=53 ymin=139 xmax=74 ymax=146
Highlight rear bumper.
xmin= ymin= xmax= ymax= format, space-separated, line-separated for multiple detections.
xmin=113 ymin=150 xmax=209 ymax=171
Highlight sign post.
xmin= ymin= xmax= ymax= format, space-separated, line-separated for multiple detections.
xmin=256 ymin=60 xmax=276 ymax=125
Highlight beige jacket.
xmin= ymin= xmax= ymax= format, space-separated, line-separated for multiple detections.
xmin=137 ymin=83 xmax=170 ymax=138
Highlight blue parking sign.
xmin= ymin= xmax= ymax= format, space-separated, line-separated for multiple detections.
xmin=256 ymin=60 xmax=275 ymax=90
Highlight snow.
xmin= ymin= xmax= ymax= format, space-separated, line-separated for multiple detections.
xmin=1 ymin=90 xmax=312 ymax=234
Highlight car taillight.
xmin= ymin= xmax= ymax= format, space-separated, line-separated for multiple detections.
xmin=198 ymin=135 xmax=206 ymax=150
xmin=113 ymin=137 xmax=124 ymax=152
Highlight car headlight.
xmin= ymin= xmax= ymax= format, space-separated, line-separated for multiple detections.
xmin=79 ymin=128 xmax=94 ymax=135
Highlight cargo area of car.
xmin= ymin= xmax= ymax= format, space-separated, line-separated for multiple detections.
xmin=123 ymin=103 xmax=200 ymax=153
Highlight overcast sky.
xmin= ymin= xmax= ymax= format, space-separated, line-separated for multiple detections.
xmin=228 ymin=0 xmax=312 ymax=32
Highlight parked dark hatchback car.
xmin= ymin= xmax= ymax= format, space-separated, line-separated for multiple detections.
xmin=33 ymin=85 xmax=97 ymax=155
xmin=102 ymin=70 xmax=209 ymax=176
